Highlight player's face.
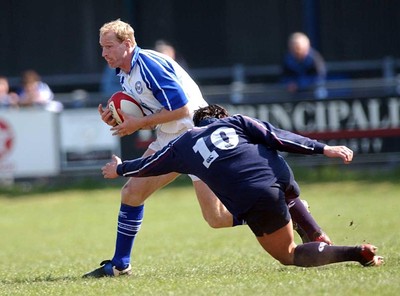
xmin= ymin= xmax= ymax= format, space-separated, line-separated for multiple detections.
xmin=99 ymin=32 xmax=129 ymax=70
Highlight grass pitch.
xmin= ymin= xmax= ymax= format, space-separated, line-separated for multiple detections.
xmin=0 ymin=178 xmax=399 ymax=296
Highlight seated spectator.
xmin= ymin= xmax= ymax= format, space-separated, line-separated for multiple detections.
xmin=0 ymin=76 xmax=19 ymax=108
xmin=281 ymin=32 xmax=327 ymax=97
xmin=18 ymin=70 xmax=63 ymax=112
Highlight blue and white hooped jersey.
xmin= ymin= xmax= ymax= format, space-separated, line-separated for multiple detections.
xmin=116 ymin=46 xmax=207 ymax=134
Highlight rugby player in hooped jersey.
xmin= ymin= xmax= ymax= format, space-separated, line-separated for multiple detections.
xmin=84 ymin=19 xmax=333 ymax=278
xmin=102 ymin=105 xmax=383 ymax=268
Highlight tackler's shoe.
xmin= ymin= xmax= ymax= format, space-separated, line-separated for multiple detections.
xmin=82 ymin=260 xmax=132 ymax=278
xmin=359 ymin=244 xmax=384 ymax=267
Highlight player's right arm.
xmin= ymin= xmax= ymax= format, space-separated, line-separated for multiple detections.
xmin=115 ymin=137 xmax=186 ymax=178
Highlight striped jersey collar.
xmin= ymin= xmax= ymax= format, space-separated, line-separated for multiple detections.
xmin=116 ymin=46 xmax=141 ymax=75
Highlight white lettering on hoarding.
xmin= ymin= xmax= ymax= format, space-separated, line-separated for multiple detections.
xmin=227 ymin=97 xmax=400 ymax=132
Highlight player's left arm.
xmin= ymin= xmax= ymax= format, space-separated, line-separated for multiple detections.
xmin=141 ymin=104 xmax=190 ymax=127
xmin=238 ymin=115 xmax=323 ymax=153
xmin=239 ymin=115 xmax=353 ymax=163
xmin=110 ymin=105 xmax=190 ymax=136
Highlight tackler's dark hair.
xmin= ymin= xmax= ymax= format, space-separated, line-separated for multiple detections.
xmin=193 ymin=104 xmax=229 ymax=126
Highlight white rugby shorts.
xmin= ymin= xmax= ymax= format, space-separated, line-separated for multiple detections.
xmin=148 ymin=128 xmax=200 ymax=182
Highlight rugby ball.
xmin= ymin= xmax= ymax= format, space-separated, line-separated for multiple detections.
xmin=108 ymin=91 xmax=145 ymax=125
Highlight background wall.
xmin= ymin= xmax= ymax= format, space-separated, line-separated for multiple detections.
xmin=1 ymin=0 xmax=399 ymax=79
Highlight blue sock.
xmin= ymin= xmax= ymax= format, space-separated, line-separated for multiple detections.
xmin=111 ymin=203 xmax=144 ymax=270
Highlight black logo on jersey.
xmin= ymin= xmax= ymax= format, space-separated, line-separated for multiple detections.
xmin=206 ymin=155 xmax=215 ymax=163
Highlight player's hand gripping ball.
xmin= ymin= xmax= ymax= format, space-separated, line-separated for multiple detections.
xmin=108 ymin=91 xmax=145 ymax=125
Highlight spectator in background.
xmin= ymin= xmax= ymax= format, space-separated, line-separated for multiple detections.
xmin=281 ymin=32 xmax=327 ymax=98
xmin=0 ymin=76 xmax=19 ymax=108
xmin=18 ymin=70 xmax=63 ymax=112
xmin=154 ymin=39 xmax=189 ymax=70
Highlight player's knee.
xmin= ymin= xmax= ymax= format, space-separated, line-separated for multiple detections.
xmin=121 ymin=183 xmax=146 ymax=206
xmin=277 ymin=257 xmax=293 ymax=266
xmin=267 ymin=252 xmax=293 ymax=266
xmin=268 ymin=245 xmax=296 ymax=266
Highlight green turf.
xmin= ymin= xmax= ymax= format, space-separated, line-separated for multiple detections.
xmin=0 ymin=180 xmax=399 ymax=296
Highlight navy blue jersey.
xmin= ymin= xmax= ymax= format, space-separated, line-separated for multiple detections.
xmin=282 ymin=48 xmax=326 ymax=91
xmin=117 ymin=115 xmax=326 ymax=217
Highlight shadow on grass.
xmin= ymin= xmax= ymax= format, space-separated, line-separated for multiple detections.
xmin=1 ymin=275 xmax=78 ymax=284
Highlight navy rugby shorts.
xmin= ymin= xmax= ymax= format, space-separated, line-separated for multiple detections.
xmin=242 ymin=184 xmax=291 ymax=237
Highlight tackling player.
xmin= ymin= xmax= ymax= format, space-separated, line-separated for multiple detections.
xmin=101 ymin=104 xmax=383 ymax=269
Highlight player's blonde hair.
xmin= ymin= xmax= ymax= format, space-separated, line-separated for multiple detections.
xmin=100 ymin=19 xmax=136 ymax=45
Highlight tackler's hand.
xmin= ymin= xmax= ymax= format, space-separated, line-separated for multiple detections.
xmin=323 ymin=145 xmax=354 ymax=164
xmin=102 ymin=155 xmax=122 ymax=179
